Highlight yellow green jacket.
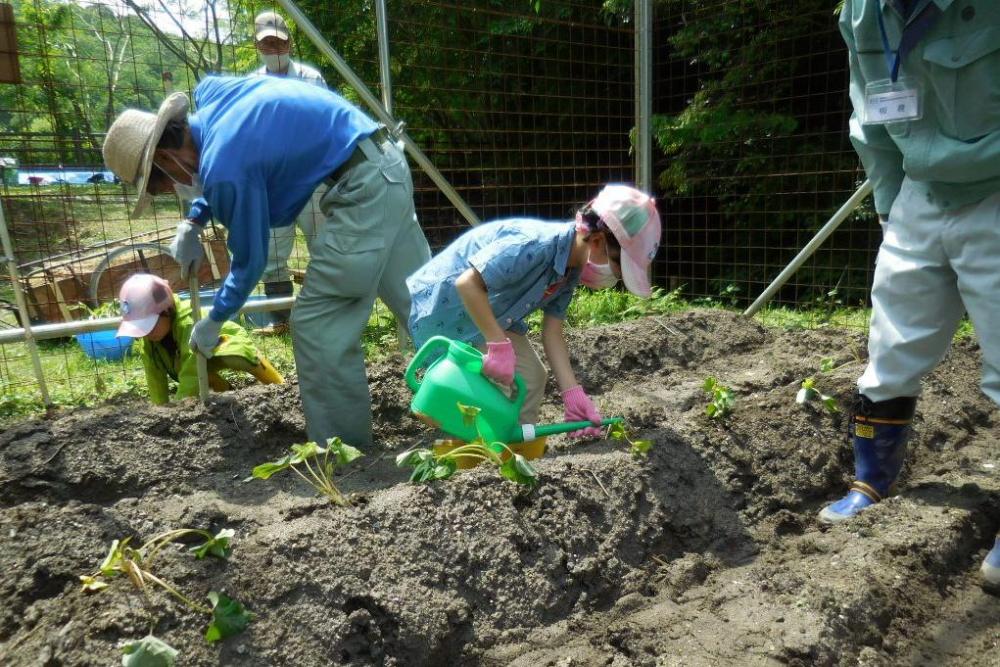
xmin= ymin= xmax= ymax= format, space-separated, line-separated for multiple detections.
xmin=841 ymin=0 xmax=1000 ymax=214
xmin=139 ymin=295 xmax=260 ymax=404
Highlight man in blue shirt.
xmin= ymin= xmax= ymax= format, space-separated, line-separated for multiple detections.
xmin=102 ymin=76 xmax=431 ymax=447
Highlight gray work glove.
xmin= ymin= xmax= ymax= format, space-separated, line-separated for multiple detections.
xmin=190 ymin=316 xmax=223 ymax=358
xmin=169 ymin=219 xmax=205 ymax=279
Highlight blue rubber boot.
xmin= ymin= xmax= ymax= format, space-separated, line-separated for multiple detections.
xmin=818 ymin=395 xmax=917 ymax=525
xmin=982 ymin=535 xmax=1000 ymax=588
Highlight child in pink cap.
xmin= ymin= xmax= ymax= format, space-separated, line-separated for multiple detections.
xmin=117 ymin=273 xmax=284 ymax=404
xmin=407 ymin=184 xmax=660 ymax=459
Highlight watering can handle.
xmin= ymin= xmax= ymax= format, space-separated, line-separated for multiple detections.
xmin=405 ymin=335 xmax=452 ymax=391
xmin=511 ymin=371 xmax=527 ymax=411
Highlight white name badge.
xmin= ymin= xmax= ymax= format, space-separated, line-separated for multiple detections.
xmin=862 ymin=78 xmax=922 ymax=125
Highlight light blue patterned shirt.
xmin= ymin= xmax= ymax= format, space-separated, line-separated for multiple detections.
xmin=407 ymin=219 xmax=581 ymax=348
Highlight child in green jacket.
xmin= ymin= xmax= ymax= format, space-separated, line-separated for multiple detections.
xmin=116 ymin=274 xmax=283 ymax=404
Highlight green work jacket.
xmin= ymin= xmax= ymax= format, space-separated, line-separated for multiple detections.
xmin=842 ymin=0 xmax=1000 ymax=214
xmin=139 ymin=296 xmax=260 ymax=404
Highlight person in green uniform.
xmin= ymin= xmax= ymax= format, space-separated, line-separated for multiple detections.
xmin=115 ymin=273 xmax=283 ymax=404
xmin=824 ymin=0 xmax=1000 ymax=588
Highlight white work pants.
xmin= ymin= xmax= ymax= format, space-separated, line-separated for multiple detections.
xmin=858 ymin=177 xmax=1000 ymax=404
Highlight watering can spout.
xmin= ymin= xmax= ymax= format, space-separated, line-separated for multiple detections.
xmin=516 ymin=417 xmax=623 ymax=442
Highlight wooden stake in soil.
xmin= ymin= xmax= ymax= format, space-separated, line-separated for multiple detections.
xmin=188 ymin=275 xmax=211 ymax=403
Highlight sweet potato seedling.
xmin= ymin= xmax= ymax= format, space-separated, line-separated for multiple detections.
xmin=703 ymin=377 xmax=735 ymax=419
xmin=607 ymin=421 xmax=653 ymax=458
xmin=396 ymin=403 xmax=538 ymax=487
xmin=251 ymin=437 xmax=363 ymax=506
xmin=121 ymin=635 xmax=178 ymax=667
xmin=79 ymin=529 xmax=251 ymax=646
xmin=797 ymin=358 xmax=840 ymax=414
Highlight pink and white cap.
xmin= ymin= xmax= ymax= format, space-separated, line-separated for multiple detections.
xmin=590 ymin=185 xmax=661 ymax=298
xmin=116 ymin=273 xmax=174 ymax=338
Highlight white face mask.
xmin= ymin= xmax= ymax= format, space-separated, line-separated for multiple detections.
xmin=579 ymin=261 xmax=618 ymax=290
xmin=159 ymin=154 xmax=203 ymax=202
xmin=261 ymin=53 xmax=290 ymax=73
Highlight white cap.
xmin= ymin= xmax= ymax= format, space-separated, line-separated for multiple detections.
xmin=254 ymin=11 xmax=289 ymax=42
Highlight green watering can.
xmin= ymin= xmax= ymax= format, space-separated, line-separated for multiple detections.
xmin=405 ymin=335 xmax=622 ymax=444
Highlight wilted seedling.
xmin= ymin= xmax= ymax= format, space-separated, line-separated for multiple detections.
xmin=80 ymin=528 xmax=251 ymax=646
xmin=703 ymin=377 xmax=735 ymax=419
xmin=607 ymin=421 xmax=653 ymax=458
xmin=252 ymin=437 xmax=363 ymax=506
xmin=397 ymin=403 xmax=538 ymax=488
xmin=121 ymin=635 xmax=178 ymax=667
xmin=796 ymin=377 xmax=839 ymax=414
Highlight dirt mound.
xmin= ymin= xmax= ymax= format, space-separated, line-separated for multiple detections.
xmin=1 ymin=309 xmax=998 ymax=666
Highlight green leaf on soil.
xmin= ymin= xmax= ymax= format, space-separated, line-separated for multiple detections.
xmin=289 ymin=441 xmax=320 ymax=463
xmin=608 ymin=421 xmax=626 ymax=441
xmin=121 ymin=635 xmax=178 ymax=667
xmin=432 ymin=460 xmax=457 ymax=480
xmin=79 ymin=575 xmax=108 ymax=592
xmin=820 ymin=357 xmax=835 ymax=373
xmin=395 ymin=448 xmax=432 ymax=468
xmin=705 ymin=403 xmax=717 ymax=417
xmin=204 ymin=592 xmax=252 ymax=644
xmin=189 ymin=529 xmax=235 ymax=560
xmin=499 ymin=454 xmax=538 ymax=487
xmin=99 ymin=538 xmax=128 ymax=576
xmin=796 ymin=386 xmax=817 ymax=404
xmin=251 ymin=455 xmax=296 ymax=480
xmin=821 ymin=395 xmax=840 ymax=414
xmin=630 ymin=439 xmax=653 ymax=457
xmin=703 ymin=377 xmax=717 ymax=392
xmin=327 ymin=438 xmax=364 ymax=466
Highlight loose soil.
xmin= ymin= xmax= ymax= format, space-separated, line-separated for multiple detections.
xmin=1 ymin=309 xmax=997 ymax=666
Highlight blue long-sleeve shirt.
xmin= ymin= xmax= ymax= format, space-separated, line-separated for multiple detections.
xmin=185 ymin=76 xmax=378 ymax=321
xmin=407 ymin=219 xmax=581 ymax=348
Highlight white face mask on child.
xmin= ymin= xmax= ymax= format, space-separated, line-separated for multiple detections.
xmin=580 ymin=261 xmax=619 ymax=289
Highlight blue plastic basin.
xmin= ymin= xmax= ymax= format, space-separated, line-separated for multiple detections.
xmin=76 ymin=330 xmax=134 ymax=361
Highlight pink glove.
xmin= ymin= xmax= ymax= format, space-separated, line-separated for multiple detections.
xmin=562 ymin=385 xmax=603 ymax=438
xmin=482 ymin=338 xmax=516 ymax=386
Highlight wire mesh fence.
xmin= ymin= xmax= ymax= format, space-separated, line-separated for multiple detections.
xmin=652 ymin=0 xmax=877 ymax=324
xmin=0 ymin=0 xmax=636 ymax=418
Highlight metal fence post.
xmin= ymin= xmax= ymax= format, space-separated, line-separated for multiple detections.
xmin=0 ymin=197 xmax=51 ymax=405
xmin=276 ymin=0 xmax=481 ymax=227
xmin=635 ymin=0 xmax=653 ymax=193
xmin=375 ymin=0 xmax=393 ymax=116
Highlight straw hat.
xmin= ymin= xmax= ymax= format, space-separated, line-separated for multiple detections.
xmin=102 ymin=92 xmax=190 ymax=217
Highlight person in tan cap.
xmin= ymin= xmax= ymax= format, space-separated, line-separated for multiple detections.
xmin=250 ymin=10 xmax=328 ymax=331
xmin=102 ymin=75 xmax=430 ymax=448
xmin=252 ymin=11 xmax=326 ymax=86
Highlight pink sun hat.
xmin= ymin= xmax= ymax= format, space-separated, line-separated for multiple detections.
xmin=116 ymin=273 xmax=174 ymax=338
xmin=590 ymin=185 xmax=661 ymax=298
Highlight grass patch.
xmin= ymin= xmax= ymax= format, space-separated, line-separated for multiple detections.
xmin=0 ymin=282 xmax=978 ymax=427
